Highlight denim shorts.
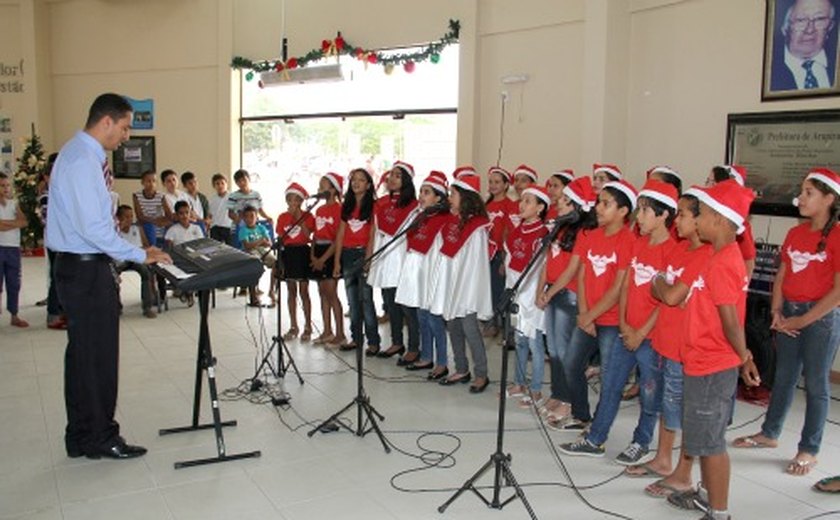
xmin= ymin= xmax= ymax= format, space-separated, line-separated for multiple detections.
xmin=660 ymin=358 xmax=684 ymax=431
xmin=682 ymin=368 xmax=738 ymax=457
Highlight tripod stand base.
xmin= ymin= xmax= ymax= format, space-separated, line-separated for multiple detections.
xmin=307 ymin=395 xmax=391 ymax=454
xmin=438 ymin=452 xmax=536 ymax=519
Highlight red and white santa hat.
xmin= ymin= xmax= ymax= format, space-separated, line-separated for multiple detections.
xmin=422 ymin=170 xmax=449 ymax=195
xmin=393 ymin=160 xmax=415 ymax=178
xmin=551 ymin=169 xmax=575 ymax=184
xmin=723 ymin=165 xmax=748 ymax=186
xmin=488 ymin=166 xmax=513 ymax=184
xmin=324 ymin=172 xmax=343 ymax=194
xmin=646 ymin=165 xmax=682 ymax=183
xmin=684 ymin=179 xmax=755 ymax=234
xmin=563 ymin=176 xmax=597 ymax=212
xmin=638 ymin=179 xmax=679 ymax=210
xmin=514 ymin=164 xmax=539 ymax=183
xmin=452 ymin=174 xmax=481 ymax=195
xmin=453 ymin=165 xmax=477 ymax=180
xmin=593 ymin=163 xmax=622 ymax=181
xmin=522 ymin=184 xmax=551 ymax=207
xmin=602 ymin=179 xmax=639 ymax=210
xmin=285 ymin=182 xmax=309 ymax=200
xmin=805 ymin=168 xmax=840 ymax=196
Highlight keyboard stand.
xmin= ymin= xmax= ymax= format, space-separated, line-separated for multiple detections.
xmin=158 ymin=289 xmax=261 ymax=469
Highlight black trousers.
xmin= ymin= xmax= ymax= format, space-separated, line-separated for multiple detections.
xmin=55 ymin=254 xmax=121 ymax=452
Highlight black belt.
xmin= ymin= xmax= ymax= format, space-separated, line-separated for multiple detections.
xmin=57 ymin=252 xmax=110 ymax=262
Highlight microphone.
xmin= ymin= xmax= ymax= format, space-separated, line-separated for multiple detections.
xmin=422 ymin=202 xmax=448 ymax=215
xmin=307 ymin=191 xmax=332 ymax=200
xmin=541 ymin=210 xmax=580 ymax=245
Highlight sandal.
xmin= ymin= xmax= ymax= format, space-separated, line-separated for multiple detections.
xmin=283 ymin=327 xmax=299 ymax=340
xmin=301 ymin=328 xmax=312 ymax=342
xmin=338 ymin=341 xmax=357 ymax=351
xmin=313 ymin=334 xmax=335 ymax=345
xmin=813 ymin=475 xmax=840 ymax=494
xmin=732 ymin=434 xmax=778 ymax=449
xmin=786 ymin=456 xmax=817 ymax=476
xmin=624 ymin=463 xmax=667 ymax=479
xmin=645 ymin=478 xmax=689 ymax=499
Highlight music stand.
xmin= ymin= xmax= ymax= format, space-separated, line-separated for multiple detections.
xmin=248 ymin=200 xmax=322 ymax=387
xmin=438 ymin=212 xmax=574 ymax=518
xmin=307 ymin=207 xmax=426 ymax=451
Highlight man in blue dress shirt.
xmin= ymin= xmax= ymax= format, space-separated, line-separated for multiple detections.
xmin=46 ymin=93 xmax=171 ymax=460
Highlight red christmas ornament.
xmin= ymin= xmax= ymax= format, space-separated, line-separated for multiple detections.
xmin=403 ymin=61 xmax=416 ymax=73
xmin=335 ymin=35 xmax=345 ymax=50
xmin=321 ymin=40 xmax=331 ymax=52
xmin=274 ymin=62 xmax=284 ymax=72
xmin=367 ymin=53 xmax=378 ymax=64
xmin=287 ymin=57 xmax=298 ymax=69
xmin=355 ymin=48 xmax=365 ymax=59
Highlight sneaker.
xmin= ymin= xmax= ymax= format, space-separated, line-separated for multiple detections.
xmin=615 ymin=442 xmax=651 ymax=466
xmin=558 ymin=438 xmax=605 ymax=458
xmin=667 ymin=484 xmax=709 ymax=512
xmin=557 ymin=417 xmax=590 ymax=431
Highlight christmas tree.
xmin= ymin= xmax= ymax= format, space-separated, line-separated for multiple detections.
xmin=13 ymin=129 xmax=46 ymax=250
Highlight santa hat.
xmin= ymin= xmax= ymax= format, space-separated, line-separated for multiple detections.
xmin=638 ymin=179 xmax=679 ymax=210
xmin=488 ymin=166 xmax=513 ymax=184
xmin=563 ymin=176 xmax=597 ymax=212
xmin=805 ymin=168 xmax=840 ymax=196
xmin=522 ymin=184 xmax=551 ymax=207
xmin=422 ymin=170 xmax=449 ymax=195
xmin=551 ymin=169 xmax=575 ymax=184
xmin=646 ymin=165 xmax=682 ymax=183
xmin=722 ymin=165 xmax=748 ymax=186
xmin=393 ymin=160 xmax=415 ymax=178
xmin=684 ymin=179 xmax=755 ymax=234
xmin=603 ymin=180 xmax=639 ymax=210
xmin=285 ymin=182 xmax=309 ymax=200
xmin=324 ymin=172 xmax=343 ymax=194
xmin=593 ymin=163 xmax=622 ymax=181
xmin=514 ymin=164 xmax=539 ymax=183
xmin=453 ymin=165 xmax=477 ymax=180
xmin=452 ymin=174 xmax=481 ymax=195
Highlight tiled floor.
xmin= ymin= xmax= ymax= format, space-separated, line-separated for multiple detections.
xmin=2 ymin=256 xmax=840 ymax=519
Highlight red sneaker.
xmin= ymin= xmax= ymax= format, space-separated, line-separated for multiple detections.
xmin=47 ymin=317 xmax=67 ymax=330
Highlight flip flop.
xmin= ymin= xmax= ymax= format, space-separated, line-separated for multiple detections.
xmin=624 ymin=463 xmax=667 ymax=479
xmin=813 ymin=476 xmax=840 ymax=494
xmin=732 ymin=434 xmax=778 ymax=449
xmin=645 ymin=478 xmax=687 ymax=499
xmin=786 ymin=457 xmax=817 ymax=476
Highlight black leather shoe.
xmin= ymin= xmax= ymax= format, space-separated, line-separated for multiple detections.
xmin=86 ymin=441 xmax=147 ymax=460
xmin=377 ymin=345 xmax=405 ymax=358
xmin=438 ymin=372 xmax=470 ymax=386
xmin=66 ymin=447 xmax=85 ymax=458
xmin=405 ymin=361 xmax=433 ymax=371
xmin=469 ymin=377 xmax=490 ymax=394
xmin=396 ymin=353 xmax=419 ymax=366
xmin=427 ymin=367 xmax=449 ymax=381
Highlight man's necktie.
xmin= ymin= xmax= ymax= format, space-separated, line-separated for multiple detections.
xmin=803 ymin=60 xmax=819 ymax=89
xmin=102 ymin=160 xmax=113 ymax=191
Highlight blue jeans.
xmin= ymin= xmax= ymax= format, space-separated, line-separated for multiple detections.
xmin=545 ymin=289 xmax=577 ymax=402
xmin=382 ymin=287 xmax=419 ymax=352
xmin=587 ymin=337 xmax=662 ymax=447
xmin=0 ymin=246 xmax=22 ymax=315
xmin=761 ymin=301 xmax=840 ymax=455
xmin=341 ymin=248 xmax=380 ymax=348
xmin=564 ymin=324 xmax=620 ymax=422
xmin=514 ymin=331 xmax=545 ymax=393
xmin=660 ymin=358 xmax=684 ymax=431
xmin=417 ymin=309 xmax=448 ymax=366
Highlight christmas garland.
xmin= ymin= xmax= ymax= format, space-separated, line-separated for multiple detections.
xmin=231 ymin=19 xmax=460 ymax=80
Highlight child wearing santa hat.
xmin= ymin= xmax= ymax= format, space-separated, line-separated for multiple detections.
xmin=369 ymin=161 xmax=421 ymax=364
xmin=275 ymin=182 xmax=316 ymax=340
xmin=733 ymin=168 xmax=840 ymax=481
xmin=484 ymin=167 xmax=518 ymax=338
xmin=706 ymin=165 xmax=756 ymax=280
xmin=512 ymin=164 xmax=539 ymax=199
xmin=544 ymin=169 xmax=574 ymax=223
xmin=662 ymin=179 xmax=757 ymax=520
xmin=427 ymin=174 xmax=493 ymax=393
xmin=310 ymin=172 xmax=346 ymax=346
xmin=592 ymin=163 xmax=622 ymax=193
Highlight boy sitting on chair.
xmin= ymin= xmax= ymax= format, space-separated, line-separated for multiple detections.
xmin=115 ymin=205 xmax=158 ymax=318
xmin=238 ymin=205 xmax=276 ymax=307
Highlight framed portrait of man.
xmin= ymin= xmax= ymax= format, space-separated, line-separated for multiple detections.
xmin=762 ymin=0 xmax=840 ymax=100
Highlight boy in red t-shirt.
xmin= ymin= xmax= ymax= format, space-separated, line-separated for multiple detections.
xmin=671 ymin=180 xmax=759 ymax=520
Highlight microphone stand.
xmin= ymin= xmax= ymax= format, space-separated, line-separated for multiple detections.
xmin=308 ymin=206 xmax=432 ymax=451
xmin=248 ymin=197 xmax=323 ymax=389
xmin=438 ymin=211 xmax=577 ymax=519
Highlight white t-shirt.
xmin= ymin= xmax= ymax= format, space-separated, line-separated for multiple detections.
xmin=208 ymin=192 xmax=232 ymax=228
xmin=184 ymin=192 xmax=205 ymax=220
xmin=0 ymin=198 xmax=20 ymax=248
xmin=164 ymin=223 xmax=204 ymax=245
xmin=163 ymin=190 xmax=188 ymax=214
xmin=119 ymin=224 xmax=145 ymax=248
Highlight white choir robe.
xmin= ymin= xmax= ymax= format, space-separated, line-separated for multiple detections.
xmin=505 ymin=250 xmax=546 ymax=340
xmin=368 ymin=209 xmax=420 ymax=289
xmin=394 ymin=234 xmax=440 ymax=310
xmin=427 ymin=226 xmax=493 ymax=321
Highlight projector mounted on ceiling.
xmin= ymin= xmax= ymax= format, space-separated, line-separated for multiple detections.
xmin=260 ymin=63 xmax=344 ymax=86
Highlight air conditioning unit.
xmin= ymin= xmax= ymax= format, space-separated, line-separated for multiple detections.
xmin=260 ymin=63 xmax=344 ymax=86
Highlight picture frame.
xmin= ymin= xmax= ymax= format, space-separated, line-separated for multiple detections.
xmin=762 ymin=0 xmax=840 ymax=101
xmin=726 ymin=109 xmax=840 ymax=217
xmin=112 ymin=136 xmax=155 ymax=179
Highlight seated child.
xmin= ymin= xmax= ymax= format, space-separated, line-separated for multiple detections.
xmin=238 ymin=205 xmax=277 ymax=306
xmin=115 ymin=205 xmax=158 ymax=318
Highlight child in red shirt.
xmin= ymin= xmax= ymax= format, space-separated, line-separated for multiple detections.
xmin=310 ymin=173 xmax=345 ymax=346
xmin=560 ymin=180 xmax=676 ymax=463
xmin=333 ymin=168 xmax=380 ymax=353
xmin=674 ymin=180 xmax=758 ymax=520
xmin=734 ymin=168 xmax=840 ymax=479
xmin=544 ymin=169 xmax=574 ymax=224
xmin=553 ymin=180 xmax=637 ymax=432
xmin=369 ymin=161 xmax=420 ymax=364
xmin=484 ymin=166 xmax=516 ymax=338
xmin=275 ymin=183 xmax=316 ymax=340
xmin=705 ymin=165 xmax=757 ymax=279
